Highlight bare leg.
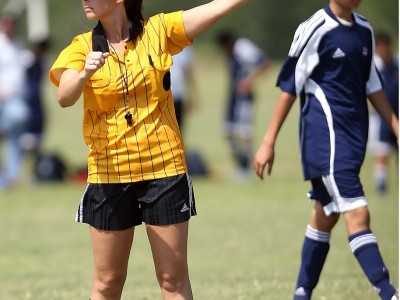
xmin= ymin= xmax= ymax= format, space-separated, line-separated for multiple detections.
xmin=309 ymin=200 xmax=340 ymax=232
xmin=146 ymin=221 xmax=193 ymax=300
xmin=343 ymin=206 xmax=370 ymax=235
xmin=90 ymin=226 xmax=134 ymax=300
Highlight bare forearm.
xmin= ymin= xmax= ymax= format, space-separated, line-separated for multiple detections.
xmin=183 ymin=0 xmax=249 ymax=40
xmin=253 ymin=91 xmax=295 ymax=179
xmin=57 ymin=69 xmax=90 ymax=107
xmin=262 ymin=92 xmax=296 ymax=146
xmin=57 ymin=52 xmax=109 ymax=108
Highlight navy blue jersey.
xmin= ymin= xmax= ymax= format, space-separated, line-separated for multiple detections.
xmin=277 ymin=6 xmax=383 ymax=180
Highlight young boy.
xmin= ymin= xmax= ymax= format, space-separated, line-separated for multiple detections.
xmin=253 ymin=0 xmax=399 ymax=299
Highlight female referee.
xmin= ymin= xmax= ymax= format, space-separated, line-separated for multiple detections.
xmin=49 ymin=0 xmax=249 ymax=299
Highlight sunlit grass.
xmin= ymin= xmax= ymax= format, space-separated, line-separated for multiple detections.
xmin=0 ymin=50 xmax=397 ymax=300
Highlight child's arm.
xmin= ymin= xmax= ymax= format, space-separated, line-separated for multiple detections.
xmin=253 ymin=91 xmax=296 ymax=180
xmin=368 ymin=89 xmax=399 ymax=142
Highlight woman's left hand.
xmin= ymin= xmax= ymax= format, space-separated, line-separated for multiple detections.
xmin=84 ymin=51 xmax=110 ymax=74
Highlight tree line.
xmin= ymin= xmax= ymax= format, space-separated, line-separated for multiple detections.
xmin=2 ymin=0 xmax=397 ymax=59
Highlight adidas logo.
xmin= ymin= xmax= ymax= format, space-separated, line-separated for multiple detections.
xmin=373 ymin=285 xmax=381 ymax=294
xmin=294 ymin=287 xmax=307 ymax=296
xmin=332 ymin=48 xmax=346 ymax=58
xmin=180 ymin=203 xmax=189 ymax=213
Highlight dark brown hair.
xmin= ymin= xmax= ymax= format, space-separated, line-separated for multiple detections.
xmin=125 ymin=0 xmax=144 ymax=39
xmin=125 ymin=0 xmax=144 ymax=21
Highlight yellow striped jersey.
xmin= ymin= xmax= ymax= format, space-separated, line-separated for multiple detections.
xmin=49 ymin=11 xmax=192 ymax=183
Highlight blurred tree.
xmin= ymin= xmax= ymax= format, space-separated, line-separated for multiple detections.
xmin=1 ymin=0 xmax=397 ymax=59
xmin=143 ymin=0 xmax=398 ymax=58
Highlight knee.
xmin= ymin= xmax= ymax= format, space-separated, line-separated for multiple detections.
xmin=93 ymin=271 xmax=126 ymax=297
xmin=345 ymin=207 xmax=371 ymax=235
xmin=156 ymin=268 xmax=187 ymax=294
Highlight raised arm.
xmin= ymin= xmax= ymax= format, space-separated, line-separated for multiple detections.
xmin=183 ymin=0 xmax=250 ymax=40
xmin=368 ymin=89 xmax=399 ymax=141
xmin=253 ymin=91 xmax=296 ymax=179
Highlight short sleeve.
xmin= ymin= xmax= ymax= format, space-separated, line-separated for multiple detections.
xmin=277 ymin=22 xmax=323 ymax=96
xmin=49 ymin=36 xmax=88 ymax=87
xmin=148 ymin=11 xmax=193 ymax=56
xmin=276 ymin=57 xmax=299 ymax=96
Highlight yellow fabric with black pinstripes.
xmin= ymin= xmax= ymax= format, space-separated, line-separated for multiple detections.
xmin=49 ymin=11 xmax=192 ymax=183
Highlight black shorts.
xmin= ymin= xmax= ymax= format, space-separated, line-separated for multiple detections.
xmin=75 ymin=174 xmax=197 ymax=230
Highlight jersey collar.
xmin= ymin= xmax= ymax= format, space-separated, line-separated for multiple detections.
xmin=324 ymin=5 xmax=355 ymax=26
xmin=92 ymin=20 xmax=144 ymax=52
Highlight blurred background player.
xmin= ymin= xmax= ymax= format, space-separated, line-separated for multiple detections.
xmin=170 ymin=46 xmax=197 ymax=136
xmin=171 ymin=47 xmax=209 ymax=177
xmin=369 ymin=31 xmax=398 ymax=194
xmin=0 ymin=13 xmax=29 ymax=189
xmin=20 ymin=39 xmax=50 ymax=176
xmin=216 ymin=30 xmax=270 ymax=180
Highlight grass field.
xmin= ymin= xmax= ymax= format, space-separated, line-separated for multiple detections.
xmin=0 ymin=49 xmax=398 ymax=300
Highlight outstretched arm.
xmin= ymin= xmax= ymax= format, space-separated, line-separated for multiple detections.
xmin=183 ymin=0 xmax=250 ymax=40
xmin=368 ymin=89 xmax=399 ymax=142
xmin=253 ymin=91 xmax=296 ymax=180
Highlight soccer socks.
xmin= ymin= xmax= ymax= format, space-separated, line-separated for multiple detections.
xmin=349 ymin=230 xmax=396 ymax=300
xmin=293 ymin=225 xmax=330 ymax=300
xmin=293 ymin=227 xmax=396 ymax=299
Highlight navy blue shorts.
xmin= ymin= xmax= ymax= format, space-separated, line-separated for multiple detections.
xmin=75 ymin=174 xmax=196 ymax=230
xmin=307 ymin=171 xmax=368 ymax=216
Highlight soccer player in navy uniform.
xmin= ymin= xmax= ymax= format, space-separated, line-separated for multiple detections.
xmin=253 ymin=0 xmax=399 ymax=299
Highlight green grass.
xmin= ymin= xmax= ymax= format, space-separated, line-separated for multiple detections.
xmin=0 ymin=51 xmax=398 ymax=299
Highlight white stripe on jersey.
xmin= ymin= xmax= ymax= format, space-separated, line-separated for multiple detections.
xmin=289 ymin=9 xmax=384 ymax=98
xmin=288 ymin=9 xmax=326 ymax=57
xmin=353 ymin=13 xmax=383 ymax=95
xmin=292 ymin=14 xmax=339 ymax=95
xmin=304 ymin=79 xmax=336 ymax=174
